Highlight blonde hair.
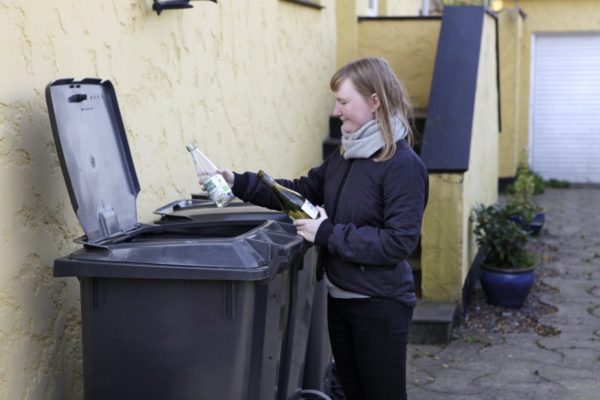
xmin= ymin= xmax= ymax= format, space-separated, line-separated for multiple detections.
xmin=330 ymin=57 xmax=414 ymax=162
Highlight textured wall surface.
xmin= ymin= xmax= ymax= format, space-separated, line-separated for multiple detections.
xmin=337 ymin=0 xmax=426 ymax=69
xmin=355 ymin=0 xmax=370 ymax=16
xmin=336 ymin=0 xmax=359 ymax=66
xmin=357 ymin=0 xmax=421 ymax=16
xmin=462 ymin=13 xmax=500 ymax=283
xmin=0 ymin=1 xmax=336 ymax=398
xmin=357 ymin=19 xmax=441 ymax=109
xmin=380 ymin=0 xmax=423 ymax=15
xmin=498 ymin=8 xmax=524 ymax=178
xmin=421 ymin=173 xmax=464 ymax=300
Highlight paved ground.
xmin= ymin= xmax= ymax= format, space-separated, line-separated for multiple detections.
xmin=407 ymin=188 xmax=600 ymax=400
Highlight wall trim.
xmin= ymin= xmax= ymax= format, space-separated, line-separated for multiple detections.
xmin=358 ymin=16 xmax=442 ymax=22
xmin=420 ymin=6 xmax=487 ymax=172
xmin=280 ymin=0 xmax=324 ymax=10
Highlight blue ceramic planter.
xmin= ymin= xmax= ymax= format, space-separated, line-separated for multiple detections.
xmin=508 ymin=211 xmax=545 ymax=236
xmin=479 ymin=266 xmax=535 ymax=308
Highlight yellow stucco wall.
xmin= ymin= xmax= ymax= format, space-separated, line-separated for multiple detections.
xmin=343 ymin=1 xmax=431 ymax=68
xmin=498 ymin=8 xmax=524 ymax=178
xmin=337 ymin=0 xmax=359 ymax=66
xmin=355 ymin=0 xmax=369 ymax=16
xmin=501 ymin=0 xmax=600 ymax=167
xmin=340 ymin=0 xmax=433 ymax=71
xmin=462 ymin=12 xmax=500 ymax=281
xmin=421 ymin=13 xmax=499 ymax=301
xmin=380 ymin=0 xmax=424 ymax=15
xmin=357 ymin=18 xmax=441 ymax=109
xmin=0 ymin=1 xmax=336 ymax=398
xmin=421 ymin=173 xmax=464 ymax=300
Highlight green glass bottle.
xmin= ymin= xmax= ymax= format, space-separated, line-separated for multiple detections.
xmin=257 ymin=170 xmax=319 ymax=220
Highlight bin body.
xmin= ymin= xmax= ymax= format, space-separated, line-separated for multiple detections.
xmin=302 ymin=280 xmax=332 ymax=393
xmin=79 ymin=275 xmax=289 ymax=400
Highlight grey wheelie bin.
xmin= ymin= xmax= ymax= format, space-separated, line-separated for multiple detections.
xmin=46 ymin=78 xmax=332 ymax=400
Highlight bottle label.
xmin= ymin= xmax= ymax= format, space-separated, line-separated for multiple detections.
xmin=301 ymin=200 xmax=319 ymax=219
xmin=204 ymin=174 xmax=234 ymax=207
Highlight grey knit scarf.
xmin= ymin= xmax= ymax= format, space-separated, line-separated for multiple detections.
xmin=341 ymin=114 xmax=407 ymax=159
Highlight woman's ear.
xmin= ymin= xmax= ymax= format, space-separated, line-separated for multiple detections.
xmin=370 ymin=93 xmax=380 ymax=112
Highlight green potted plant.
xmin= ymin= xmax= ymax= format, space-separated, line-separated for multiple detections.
xmin=473 ymin=203 xmax=537 ymax=308
xmin=506 ymin=171 xmax=545 ymax=235
xmin=506 ymin=163 xmax=545 ymax=195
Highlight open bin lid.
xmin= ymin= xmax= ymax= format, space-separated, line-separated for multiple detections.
xmin=46 ymin=78 xmax=140 ymax=243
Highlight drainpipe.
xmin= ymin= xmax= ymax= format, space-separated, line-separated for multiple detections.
xmin=422 ymin=0 xmax=429 ymax=16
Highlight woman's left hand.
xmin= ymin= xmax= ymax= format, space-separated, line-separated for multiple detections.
xmin=293 ymin=206 xmax=328 ymax=243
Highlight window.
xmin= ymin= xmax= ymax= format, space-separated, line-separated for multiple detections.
xmin=367 ymin=0 xmax=378 ymax=16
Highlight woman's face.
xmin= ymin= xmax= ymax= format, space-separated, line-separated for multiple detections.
xmin=333 ymin=78 xmax=378 ymax=133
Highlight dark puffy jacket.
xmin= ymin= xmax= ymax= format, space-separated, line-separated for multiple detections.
xmin=232 ymin=139 xmax=428 ymax=306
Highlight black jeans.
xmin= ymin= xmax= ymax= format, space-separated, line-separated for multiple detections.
xmin=327 ymin=296 xmax=413 ymax=400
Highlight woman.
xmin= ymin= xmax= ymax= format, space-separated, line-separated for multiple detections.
xmin=205 ymin=57 xmax=428 ymax=400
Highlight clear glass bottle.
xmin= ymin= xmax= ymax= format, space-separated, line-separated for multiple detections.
xmin=257 ymin=170 xmax=319 ymax=220
xmin=186 ymin=144 xmax=234 ymax=207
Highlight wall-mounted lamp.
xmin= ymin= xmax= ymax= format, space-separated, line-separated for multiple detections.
xmin=490 ymin=0 xmax=504 ymax=12
xmin=153 ymin=0 xmax=217 ymax=15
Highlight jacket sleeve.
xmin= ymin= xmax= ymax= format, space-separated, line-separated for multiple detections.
xmin=232 ymin=160 xmax=327 ymax=211
xmin=314 ymin=155 xmax=428 ymax=265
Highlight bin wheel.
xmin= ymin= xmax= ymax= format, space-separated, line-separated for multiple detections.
xmin=299 ymin=389 xmax=333 ymax=400
xmin=324 ymin=360 xmax=346 ymax=400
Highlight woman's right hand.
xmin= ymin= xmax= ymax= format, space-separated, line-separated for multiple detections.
xmin=218 ymin=168 xmax=235 ymax=188
xmin=198 ymin=168 xmax=234 ymax=189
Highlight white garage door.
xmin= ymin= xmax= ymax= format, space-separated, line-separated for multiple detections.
xmin=530 ymin=33 xmax=600 ymax=183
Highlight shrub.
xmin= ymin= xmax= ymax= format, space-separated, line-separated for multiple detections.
xmin=506 ymin=173 xmax=543 ymax=224
xmin=473 ymin=203 xmax=536 ymax=270
xmin=506 ymin=165 xmax=545 ymax=195
xmin=545 ymin=178 xmax=571 ymax=189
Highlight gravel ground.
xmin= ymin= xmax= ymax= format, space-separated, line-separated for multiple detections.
xmin=459 ymin=230 xmax=562 ymax=337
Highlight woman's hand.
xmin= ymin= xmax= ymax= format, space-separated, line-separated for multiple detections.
xmin=293 ymin=206 xmax=328 ymax=243
xmin=217 ymin=169 xmax=234 ymax=188
xmin=198 ymin=168 xmax=234 ymax=189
